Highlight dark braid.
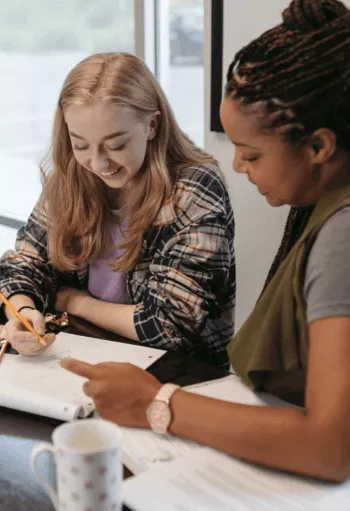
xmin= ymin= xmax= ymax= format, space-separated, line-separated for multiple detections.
xmin=226 ymin=0 xmax=350 ymax=148
xmin=225 ymin=0 xmax=350 ymax=289
xmin=262 ymin=206 xmax=314 ymax=292
xmin=283 ymin=0 xmax=348 ymax=30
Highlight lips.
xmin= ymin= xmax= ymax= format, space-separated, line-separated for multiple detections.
xmin=99 ymin=167 xmax=122 ymax=178
xmin=246 ymin=176 xmax=268 ymax=195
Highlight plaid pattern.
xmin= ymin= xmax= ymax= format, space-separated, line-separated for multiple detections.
xmin=0 ymin=164 xmax=235 ymax=368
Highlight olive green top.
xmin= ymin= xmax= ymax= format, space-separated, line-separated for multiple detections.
xmin=228 ymin=172 xmax=350 ymax=406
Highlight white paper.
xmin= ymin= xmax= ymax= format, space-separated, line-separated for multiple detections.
xmin=185 ymin=374 xmax=296 ymax=408
xmin=0 ymin=354 xmax=94 ymax=421
xmin=124 ymin=448 xmax=350 ymax=511
xmin=122 ymin=427 xmax=201 ymax=474
xmin=0 ymin=332 xmax=165 ymax=421
xmin=49 ymin=331 xmax=165 ymax=368
xmin=121 ymin=375 xmax=294 ymax=474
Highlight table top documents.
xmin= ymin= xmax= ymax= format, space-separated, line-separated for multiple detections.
xmin=123 ymin=376 xmax=349 ymax=511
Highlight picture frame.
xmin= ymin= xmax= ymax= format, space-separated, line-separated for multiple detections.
xmin=210 ymin=0 xmax=224 ymax=132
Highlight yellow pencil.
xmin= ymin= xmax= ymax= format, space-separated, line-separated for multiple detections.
xmin=0 ymin=291 xmax=46 ymax=346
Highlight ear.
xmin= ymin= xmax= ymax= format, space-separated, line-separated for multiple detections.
xmin=147 ymin=111 xmax=161 ymax=140
xmin=306 ymin=128 xmax=337 ymax=165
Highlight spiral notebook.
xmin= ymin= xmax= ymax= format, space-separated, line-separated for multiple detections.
xmin=0 ymin=332 xmax=165 ymax=422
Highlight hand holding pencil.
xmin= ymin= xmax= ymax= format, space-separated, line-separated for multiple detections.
xmin=0 ymin=292 xmax=56 ymax=357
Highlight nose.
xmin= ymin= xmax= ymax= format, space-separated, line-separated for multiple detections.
xmin=89 ymin=150 xmax=109 ymax=173
xmin=233 ymin=153 xmax=248 ymax=174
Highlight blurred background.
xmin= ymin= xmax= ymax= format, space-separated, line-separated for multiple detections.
xmin=0 ymin=0 xmax=204 ymax=254
xmin=0 ymin=0 xmax=316 ymax=330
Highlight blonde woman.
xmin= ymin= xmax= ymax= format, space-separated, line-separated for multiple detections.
xmin=0 ymin=53 xmax=235 ymax=368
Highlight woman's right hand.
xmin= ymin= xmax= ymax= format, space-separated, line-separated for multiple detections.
xmin=5 ymin=309 xmax=56 ymax=356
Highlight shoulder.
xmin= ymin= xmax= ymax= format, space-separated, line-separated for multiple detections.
xmin=172 ymin=163 xmax=232 ymax=221
xmin=304 ymin=206 xmax=350 ymax=321
xmin=309 ymin=206 xmax=350 ymax=254
xmin=23 ymin=198 xmax=49 ymax=233
xmin=174 ymin=163 xmax=228 ymax=198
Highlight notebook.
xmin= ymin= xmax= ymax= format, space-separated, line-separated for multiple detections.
xmin=121 ymin=375 xmax=294 ymax=475
xmin=0 ymin=332 xmax=165 ymax=421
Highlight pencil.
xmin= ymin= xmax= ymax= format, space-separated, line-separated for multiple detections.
xmin=0 ymin=340 xmax=9 ymax=362
xmin=0 ymin=291 xmax=46 ymax=346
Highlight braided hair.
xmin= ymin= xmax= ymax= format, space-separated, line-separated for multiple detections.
xmin=224 ymin=0 xmax=350 ymax=288
xmin=263 ymin=205 xmax=314 ymax=290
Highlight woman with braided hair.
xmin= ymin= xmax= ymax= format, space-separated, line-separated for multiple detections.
xmin=63 ymin=0 xmax=350 ymax=481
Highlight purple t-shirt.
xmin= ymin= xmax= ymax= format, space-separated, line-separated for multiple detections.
xmin=88 ymin=212 xmax=129 ymax=304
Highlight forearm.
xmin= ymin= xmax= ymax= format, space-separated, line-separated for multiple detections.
xmin=5 ymin=294 xmax=36 ymax=320
xmin=170 ymin=390 xmax=341 ymax=481
xmin=72 ymin=295 xmax=138 ymax=341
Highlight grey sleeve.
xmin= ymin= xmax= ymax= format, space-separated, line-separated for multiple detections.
xmin=304 ymin=207 xmax=350 ymax=323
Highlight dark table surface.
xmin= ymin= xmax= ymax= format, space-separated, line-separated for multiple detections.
xmin=0 ymin=315 xmax=227 ymax=511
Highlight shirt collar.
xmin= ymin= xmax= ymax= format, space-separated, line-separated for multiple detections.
xmin=153 ymin=196 xmax=177 ymax=226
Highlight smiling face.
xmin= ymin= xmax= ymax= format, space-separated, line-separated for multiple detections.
xmin=64 ymin=102 xmax=157 ymax=194
xmin=220 ymin=97 xmax=325 ymax=207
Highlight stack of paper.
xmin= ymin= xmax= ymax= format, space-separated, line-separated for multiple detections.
xmin=123 ymin=448 xmax=350 ymax=511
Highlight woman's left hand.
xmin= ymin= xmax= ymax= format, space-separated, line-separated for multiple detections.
xmin=55 ymin=287 xmax=91 ymax=315
xmin=60 ymin=359 xmax=162 ymax=427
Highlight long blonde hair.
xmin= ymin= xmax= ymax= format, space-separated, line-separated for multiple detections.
xmin=41 ymin=53 xmax=217 ymax=272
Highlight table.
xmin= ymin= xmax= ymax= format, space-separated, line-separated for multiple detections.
xmin=0 ymin=316 xmax=228 ymax=510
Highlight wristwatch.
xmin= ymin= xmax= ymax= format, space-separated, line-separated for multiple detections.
xmin=146 ymin=383 xmax=180 ymax=435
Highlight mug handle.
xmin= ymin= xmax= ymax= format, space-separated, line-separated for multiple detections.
xmin=30 ymin=443 xmax=59 ymax=511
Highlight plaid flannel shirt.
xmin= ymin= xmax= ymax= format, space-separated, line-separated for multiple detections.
xmin=0 ymin=164 xmax=235 ymax=368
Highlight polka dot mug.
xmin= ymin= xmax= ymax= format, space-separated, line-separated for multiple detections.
xmin=30 ymin=418 xmax=122 ymax=511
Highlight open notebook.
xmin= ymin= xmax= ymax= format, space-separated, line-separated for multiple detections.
xmin=121 ymin=374 xmax=295 ymax=475
xmin=0 ymin=332 xmax=165 ymax=421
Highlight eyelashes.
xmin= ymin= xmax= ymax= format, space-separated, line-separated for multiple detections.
xmin=73 ymin=145 xmax=89 ymax=151
xmin=107 ymin=143 xmax=127 ymax=152
xmin=243 ymin=156 xmax=259 ymax=162
xmin=73 ymin=143 xmax=128 ymax=152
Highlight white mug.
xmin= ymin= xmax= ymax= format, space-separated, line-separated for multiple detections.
xmin=30 ymin=418 xmax=123 ymax=511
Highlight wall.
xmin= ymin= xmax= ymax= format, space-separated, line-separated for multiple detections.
xmin=204 ymin=0 xmax=291 ymax=330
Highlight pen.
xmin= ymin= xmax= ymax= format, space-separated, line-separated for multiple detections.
xmin=0 ymin=291 xmax=46 ymax=346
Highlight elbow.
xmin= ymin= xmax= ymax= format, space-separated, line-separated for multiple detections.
xmin=297 ymin=454 xmax=350 ymax=483
xmin=309 ymin=433 xmax=350 ymax=483
xmin=325 ymin=435 xmax=350 ymax=483
xmin=321 ymin=458 xmax=350 ymax=483
xmin=318 ymin=464 xmax=350 ymax=484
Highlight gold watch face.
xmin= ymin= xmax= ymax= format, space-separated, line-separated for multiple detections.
xmin=147 ymin=400 xmax=171 ymax=434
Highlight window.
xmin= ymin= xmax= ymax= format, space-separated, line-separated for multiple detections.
xmin=0 ymin=0 xmax=134 ymax=223
xmin=158 ymin=0 xmax=204 ymax=147
xmin=0 ymin=0 xmax=206 ymax=247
